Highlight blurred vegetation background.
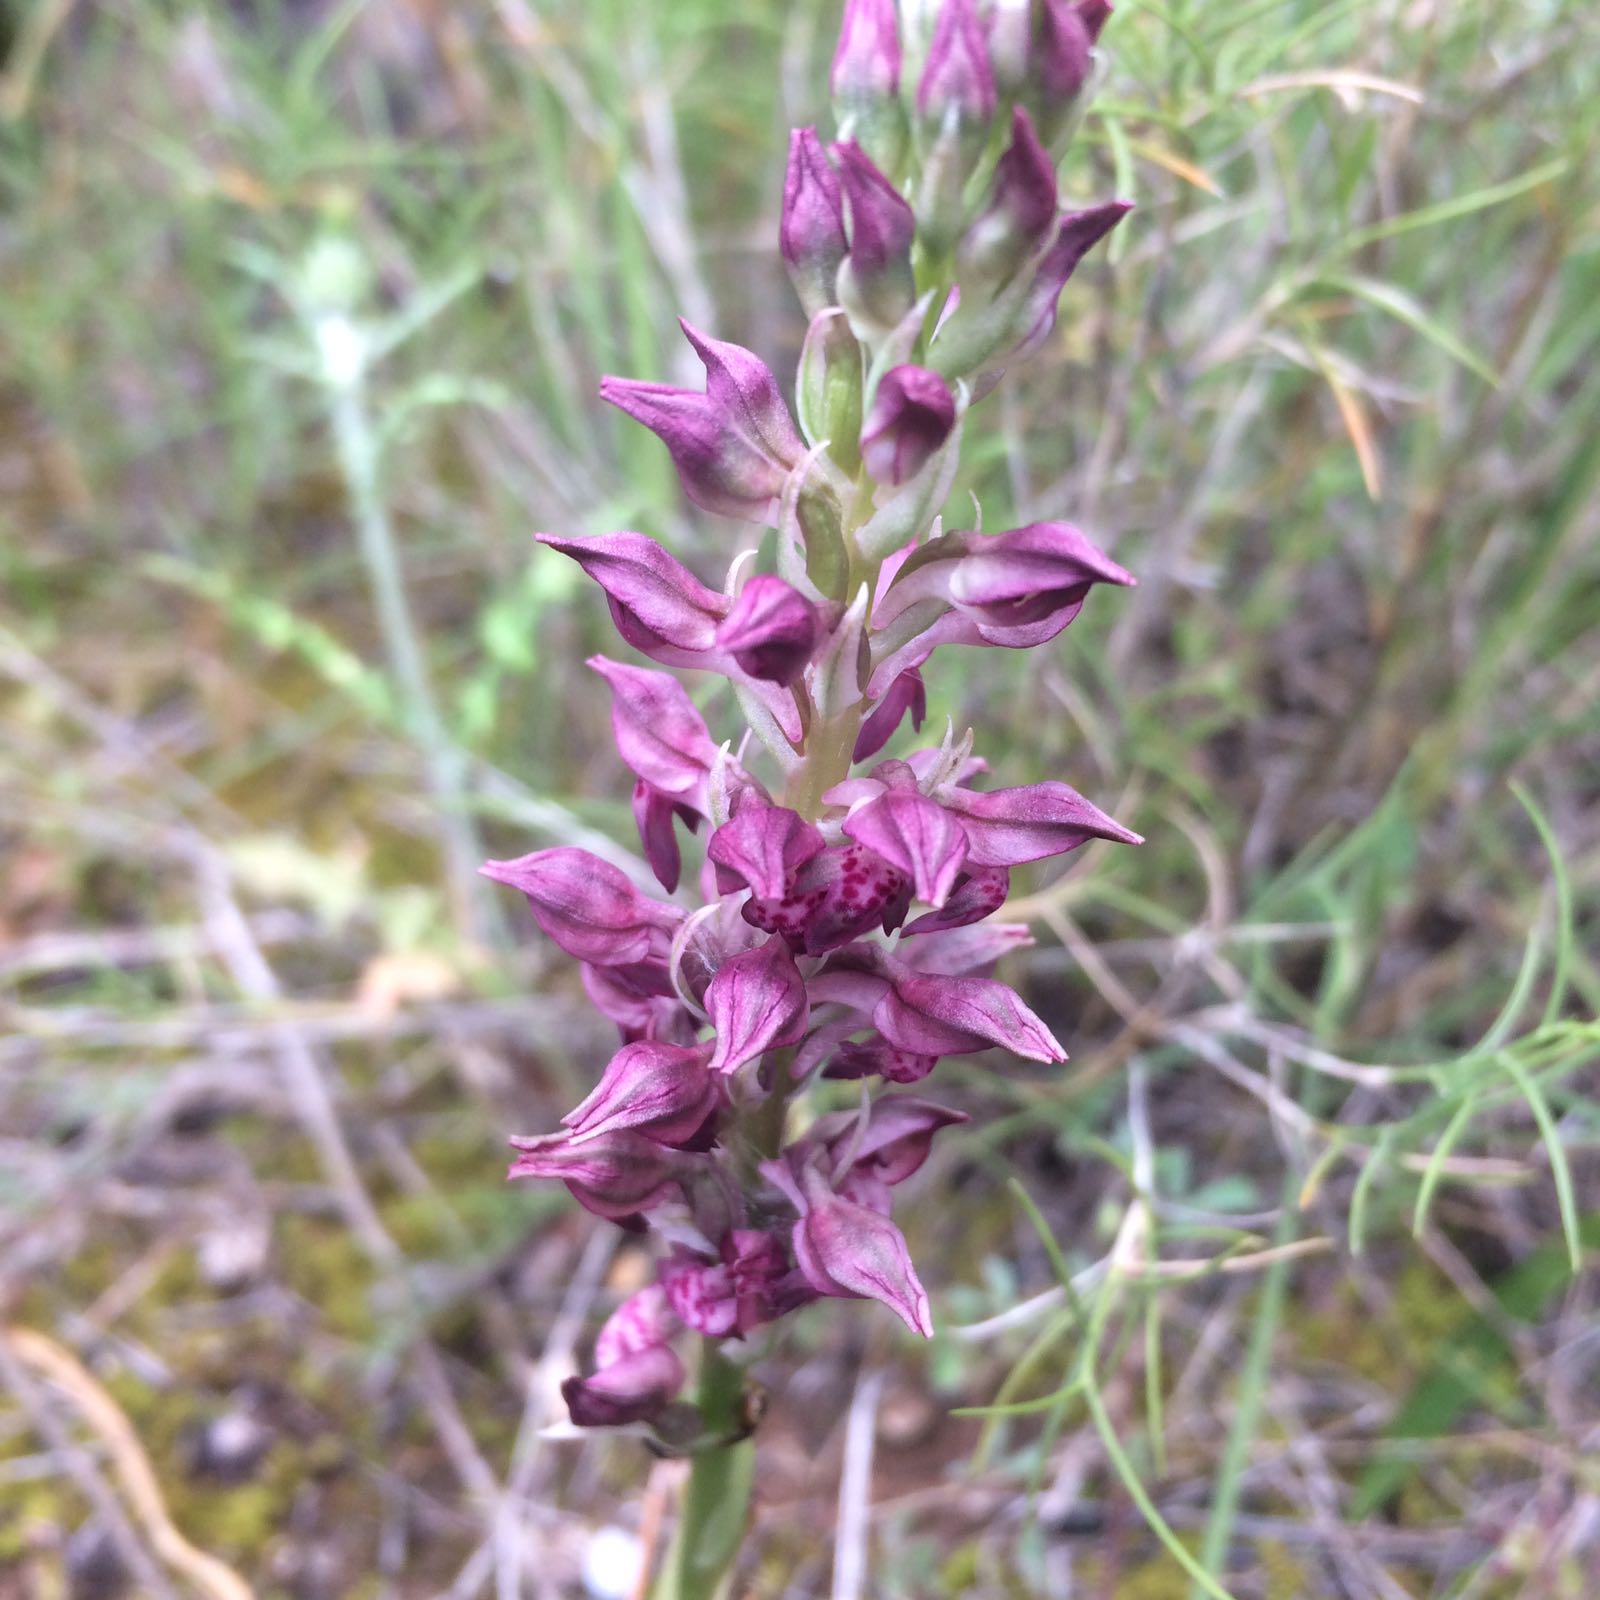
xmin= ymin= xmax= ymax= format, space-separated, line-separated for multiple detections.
xmin=1 ymin=0 xmax=1596 ymax=1596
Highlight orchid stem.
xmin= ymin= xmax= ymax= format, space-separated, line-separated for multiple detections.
xmin=652 ymin=1342 xmax=754 ymax=1600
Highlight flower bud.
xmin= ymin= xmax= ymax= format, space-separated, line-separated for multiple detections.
xmin=1026 ymin=0 xmax=1111 ymax=142
xmin=797 ymin=309 xmax=865 ymax=475
xmin=831 ymin=0 xmax=907 ymax=174
xmin=781 ymin=129 xmax=848 ymax=317
xmin=1012 ymin=199 xmax=1133 ymax=359
xmin=834 ymin=140 xmax=918 ymax=336
xmin=860 ymin=365 xmax=957 ymax=486
xmin=957 ymin=106 xmax=1058 ymax=290
xmin=916 ymin=0 xmax=996 ymax=137
xmin=716 ymin=575 xmax=823 ymax=687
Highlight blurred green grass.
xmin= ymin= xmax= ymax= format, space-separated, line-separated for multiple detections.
xmin=1 ymin=0 xmax=1597 ymax=1596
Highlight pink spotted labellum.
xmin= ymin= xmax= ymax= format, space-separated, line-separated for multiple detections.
xmin=493 ymin=0 xmax=1143 ymax=1441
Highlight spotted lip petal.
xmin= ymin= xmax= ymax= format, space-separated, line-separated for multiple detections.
xmin=841 ymin=787 xmax=970 ymax=909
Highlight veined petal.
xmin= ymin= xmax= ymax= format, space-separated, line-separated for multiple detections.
xmin=875 ymin=967 xmax=1066 ymax=1062
xmin=941 ymin=779 xmax=1142 ymax=865
xmin=705 ymin=935 xmax=811 ymax=1076
xmin=793 ymin=1197 xmax=933 ymax=1336
xmin=481 ymin=847 xmax=679 ymax=965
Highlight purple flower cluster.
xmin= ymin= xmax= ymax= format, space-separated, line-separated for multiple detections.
xmin=487 ymin=0 xmax=1134 ymax=1437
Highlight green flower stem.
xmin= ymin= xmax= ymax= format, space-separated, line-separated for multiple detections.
xmin=652 ymin=1342 xmax=755 ymax=1600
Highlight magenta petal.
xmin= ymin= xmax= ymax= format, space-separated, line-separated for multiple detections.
xmin=507 ymin=1129 xmax=684 ymax=1220
xmin=793 ymin=1198 xmax=933 ymax=1336
xmin=818 ymin=1095 xmax=970 ymax=1184
xmin=854 ymin=668 xmax=928 ymax=761
xmin=708 ymin=803 xmax=826 ymax=901
xmin=875 ymin=969 xmax=1066 ymax=1062
xmin=595 ymin=1284 xmax=678 ymax=1369
xmin=842 ymin=789 xmax=969 ymax=908
xmin=563 ymin=1343 xmax=685 ymax=1428
xmin=481 ymin=848 xmax=679 ymax=965
xmin=826 ymin=1037 xmax=939 ymax=1084
xmin=941 ymin=780 xmax=1141 ymax=865
xmin=537 ymin=532 xmax=728 ymax=662
xmin=947 ymin=522 xmax=1134 ymax=643
xmin=705 ymin=935 xmax=811 ymax=1076
xmin=1015 ymin=200 xmax=1133 ymax=359
xmin=580 ymin=960 xmax=692 ymax=1042
xmin=897 ymin=919 xmax=1034 ymax=978
xmin=901 ymin=864 xmax=1011 ymax=934
xmin=631 ymin=780 xmax=688 ymax=894
xmin=589 ymin=656 xmax=717 ymax=803
xmin=860 ymin=365 xmax=958 ymax=486
xmin=716 ymin=575 xmax=822 ymax=687
xmin=678 ymin=319 xmax=806 ymax=469
xmin=746 ymin=842 xmax=913 ymax=955
xmin=563 ymin=1039 xmax=720 ymax=1148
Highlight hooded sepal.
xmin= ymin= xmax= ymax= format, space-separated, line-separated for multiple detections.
xmin=481 ymin=847 xmax=680 ymax=965
xmin=704 ymin=934 xmax=811 ymax=1076
xmin=507 ymin=1129 xmax=686 ymax=1220
xmin=563 ymin=1039 xmax=720 ymax=1149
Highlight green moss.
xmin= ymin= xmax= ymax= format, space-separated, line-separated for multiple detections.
xmin=276 ymin=1214 xmax=375 ymax=1341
